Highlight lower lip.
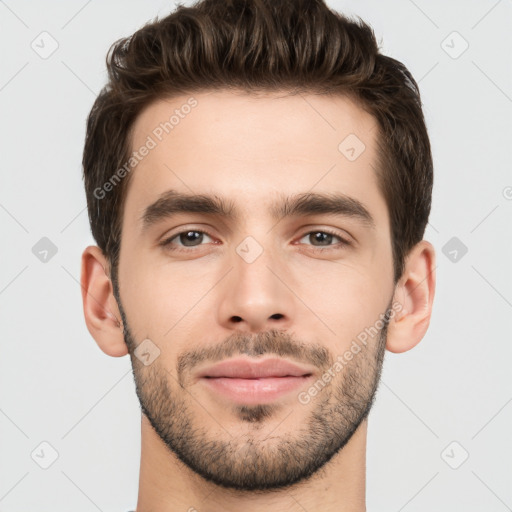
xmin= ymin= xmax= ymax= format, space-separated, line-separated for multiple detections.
xmin=200 ymin=376 xmax=313 ymax=404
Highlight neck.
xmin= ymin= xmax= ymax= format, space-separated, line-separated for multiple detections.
xmin=134 ymin=415 xmax=367 ymax=512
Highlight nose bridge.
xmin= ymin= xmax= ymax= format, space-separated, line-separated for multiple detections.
xmin=216 ymin=229 xmax=295 ymax=332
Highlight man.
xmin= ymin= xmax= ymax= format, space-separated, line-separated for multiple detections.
xmin=80 ymin=0 xmax=436 ymax=510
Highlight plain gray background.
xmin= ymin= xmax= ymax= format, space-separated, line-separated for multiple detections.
xmin=1 ymin=0 xmax=511 ymax=511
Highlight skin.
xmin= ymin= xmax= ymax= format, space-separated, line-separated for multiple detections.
xmin=81 ymin=90 xmax=436 ymax=512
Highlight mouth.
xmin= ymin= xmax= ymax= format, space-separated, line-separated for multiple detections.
xmin=196 ymin=357 xmax=315 ymax=404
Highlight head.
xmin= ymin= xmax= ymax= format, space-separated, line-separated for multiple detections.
xmin=81 ymin=0 xmax=435 ymax=492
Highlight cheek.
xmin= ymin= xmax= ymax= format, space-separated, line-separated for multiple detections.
xmin=295 ymin=262 xmax=390 ymax=346
xmin=119 ymin=251 xmax=217 ymax=339
xmin=117 ymin=240 xmax=165 ymax=333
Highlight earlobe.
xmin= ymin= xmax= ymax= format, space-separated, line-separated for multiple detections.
xmin=386 ymin=240 xmax=436 ymax=354
xmin=80 ymin=245 xmax=128 ymax=357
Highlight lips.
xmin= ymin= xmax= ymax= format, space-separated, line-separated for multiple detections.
xmin=197 ymin=357 xmax=315 ymax=379
xmin=197 ymin=357 xmax=316 ymax=405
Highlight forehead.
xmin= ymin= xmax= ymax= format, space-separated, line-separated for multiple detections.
xmin=124 ymin=89 xmax=386 ymax=228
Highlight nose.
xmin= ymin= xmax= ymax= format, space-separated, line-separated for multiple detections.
xmin=216 ymin=242 xmax=296 ymax=334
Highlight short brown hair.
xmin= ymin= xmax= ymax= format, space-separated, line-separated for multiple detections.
xmin=83 ymin=0 xmax=433 ymax=285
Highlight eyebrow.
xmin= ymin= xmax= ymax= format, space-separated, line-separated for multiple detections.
xmin=140 ymin=189 xmax=375 ymax=232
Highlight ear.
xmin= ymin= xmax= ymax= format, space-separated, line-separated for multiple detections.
xmin=386 ymin=240 xmax=436 ymax=353
xmin=80 ymin=245 xmax=128 ymax=357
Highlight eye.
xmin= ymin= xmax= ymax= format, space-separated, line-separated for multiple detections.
xmin=297 ymin=230 xmax=351 ymax=251
xmin=159 ymin=228 xmax=351 ymax=254
xmin=160 ymin=229 xmax=215 ymax=252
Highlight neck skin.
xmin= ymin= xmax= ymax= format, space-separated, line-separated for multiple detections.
xmin=134 ymin=415 xmax=367 ymax=512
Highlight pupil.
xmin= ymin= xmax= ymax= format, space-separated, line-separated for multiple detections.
xmin=314 ymin=232 xmax=331 ymax=246
xmin=182 ymin=231 xmax=201 ymax=246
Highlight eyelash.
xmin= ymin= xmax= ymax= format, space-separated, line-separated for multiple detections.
xmin=159 ymin=228 xmax=352 ymax=253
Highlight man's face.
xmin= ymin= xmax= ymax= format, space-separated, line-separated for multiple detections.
xmin=115 ymin=90 xmax=396 ymax=490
